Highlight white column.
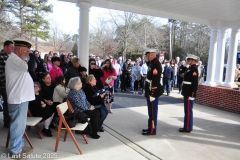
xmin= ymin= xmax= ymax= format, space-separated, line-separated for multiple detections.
xmin=77 ymin=2 xmax=91 ymax=69
xmin=215 ymin=28 xmax=227 ymax=85
xmin=223 ymin=28 xmax=239 ymax=88
xmin=203 ymin=27 xmax=218 ymax=86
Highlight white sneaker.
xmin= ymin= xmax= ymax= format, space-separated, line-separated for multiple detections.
xmin=136 ymin=91 xmax=138 ymax=94
xmin=133 ymin=92 xmax=135 ymax=94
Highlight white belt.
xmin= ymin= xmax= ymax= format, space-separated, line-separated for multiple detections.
xmin=183 ymin=81 xmax=191 ymax=85
xmin=145 ymin=79 xmax=151 ymax=83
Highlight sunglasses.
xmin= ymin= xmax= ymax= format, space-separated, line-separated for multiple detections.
xmin=90 ymin=63 xmax=96 ymax=65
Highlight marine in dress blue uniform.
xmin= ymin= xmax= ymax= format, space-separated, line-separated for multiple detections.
xmin=142 ymin=49 xmax=163 ymax=135
xmin=179 ymin=54 xmax=199 ymax=133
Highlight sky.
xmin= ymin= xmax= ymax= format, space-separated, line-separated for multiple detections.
xmin=47 ymin=0 xmax=168 ymax=35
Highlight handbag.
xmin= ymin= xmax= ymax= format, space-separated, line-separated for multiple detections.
xmin=63 ymin=113 xmax=78 ymax=128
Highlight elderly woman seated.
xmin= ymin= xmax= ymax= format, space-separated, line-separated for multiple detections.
xmin=67 ymin=77 xmax=101 ymax=139
xmin=83 ymin=75 xmax=108 ymax=132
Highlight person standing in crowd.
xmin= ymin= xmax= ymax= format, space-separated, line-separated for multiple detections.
xmin=163 ymin=61 xmax=174 ymax=96
xmin=198 ymin=61 xmax=205 ymax=83
xmin=142 ymin=49 xmax=162 ymax=135
xmin=53 ymin=53 xmax=58 ymax=57
xmin=140 ymin=60 xmax=148 ymax=95
xmin=44 ymin=54 xmax=52 ymax=71
xmin=178 ymin=60 xmax=187 ymax=94
xmin=0 ymin=40 xmax=14 ymax=128
xmin=49 ymin=56 xmax=63 ymax=83
xmin=67 ymin=53 xmax=74 ymax=68
xmin=49 ymin=51 xmax=53 ymax=57
xmin=235 ymin=64 xmax=240 ymax=82
xmin=89 ymin=58 xmax=104 ymax=89
xmin=60 ymin=54 xmax=68 ymax=74
xmin=132 ymin=60 xmax=141 ymax=94
xmin=6 ymin=39 xmax=35 ymax=157
xmin=64 ymin=57 xmax=81 ymax=85
xmin=112 ymin=58 xmax=121 ymax=92
xmin=95 ymin=56 xmax=101 ymax=67
xmin=101 ymin=59 xmax=117 ymax=113
xmin=34 ymin=50 xmax=48 ymax=80
xmin=27 ymin=50 xmax=37 ymax=81
xmin=170 ymin=59 xmax=178 ymax=90
xmin=179 ymin=54 xmax=199 ymax=133
xmin=128 ymin=59 xmax=134 ymax=92
xmin=175 ymin=57 xmax=181 ymax=87
xmin=238 ymin=64 xmax=240 ymax=82
xmin=204 ymin=63 xmax=208 ymax=81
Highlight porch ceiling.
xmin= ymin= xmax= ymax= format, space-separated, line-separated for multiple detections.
xmin=59 ymin=0 xmax=240 ymax=27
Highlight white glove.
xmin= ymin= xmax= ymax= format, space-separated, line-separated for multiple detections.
xmin=149 ymin=96 xmax=155 ymax=102
xmin=188 ymin=97 xmax=195 ymax=100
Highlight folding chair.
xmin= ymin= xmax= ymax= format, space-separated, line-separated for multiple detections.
xmin=27 ymin=109 xmax=44 ymax=139
xmin=54 ymin=102 xmax=88 ymax=154
xmin=6 ymin=117 xmax=42 ymax=149
xmin=66 ymin=99 xmax=88 ymax=144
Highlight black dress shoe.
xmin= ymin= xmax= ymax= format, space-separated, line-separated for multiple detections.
xmin=179 ymin=128 xmax=191 ymax=133
xmin=42 ymin=128 xmax=53 ymax=137
xmin=142 ymin=131 xmax=156 ymax=135
xmin=99 ymin=128 xmax=104 ymax=132
xmin=114 ymin=90 xmax=118 ymax=92
xmin=142 ymin=128 xmax=148 ymax=132
xmin=89 ymin=134 xmax=100 ymax=139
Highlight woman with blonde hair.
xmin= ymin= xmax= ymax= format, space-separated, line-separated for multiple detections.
xmin=83 ymin=75 xmax=108 ymax=132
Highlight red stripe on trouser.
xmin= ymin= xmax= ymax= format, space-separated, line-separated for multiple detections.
xmin=186 ymin=100 xmax=190 ymax=131
xmin=150 ymin=102 xmax=154 ymax=134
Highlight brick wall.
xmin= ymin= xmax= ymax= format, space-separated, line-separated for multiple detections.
xmin=195 ymin=85 xmax=240 ymax=114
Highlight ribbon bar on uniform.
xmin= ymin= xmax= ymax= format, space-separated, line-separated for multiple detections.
xmin=183 ymin=81 xmax=192 ymax=85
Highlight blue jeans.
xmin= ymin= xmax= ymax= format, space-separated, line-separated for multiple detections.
xmin=130 ymin=79 xmax=134 ymax=91
xmin=164 ymin=79 xmax=171 ymax=93
xmin=146 ymin=97 xmax=159 ymax=133
xmin=97 ymin=105 xmax=108 ymax=130
xmin=114 ymin=75 xmax=120 ymax=90
xmin=8 ymin=102 xmax=29 ymax=154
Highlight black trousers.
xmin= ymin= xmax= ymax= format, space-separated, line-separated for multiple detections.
xmin=141 ymin=76 xmax=146 ymax=93
xmin=121 ymin=74 xmax=129 ymax=91
xmin=83 ymin=110 xmax=100 ymax=135
xmin=134 ymin=80 xmax=140 ymax=91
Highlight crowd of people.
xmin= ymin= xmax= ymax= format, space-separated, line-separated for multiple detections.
xmin=0 ymin=39 xmax=239 ymax=159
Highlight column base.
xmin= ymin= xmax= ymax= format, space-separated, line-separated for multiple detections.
xmin=202 ymin=81 xmax=217 ymax=87
xmin=222 ymin=82 xmax=238 ymax=88
xmin=216 ymin=81 xmax=224 ymax=86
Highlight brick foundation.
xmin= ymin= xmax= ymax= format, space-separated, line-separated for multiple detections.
xmin=195 ymin=85 xmax=240 ymax=114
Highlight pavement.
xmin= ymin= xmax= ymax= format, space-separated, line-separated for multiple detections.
xmin=0 ymin=89 xmax=239 ymax=160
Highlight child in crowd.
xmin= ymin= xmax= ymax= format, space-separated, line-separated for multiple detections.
xmin=28 ymin=82 xmax=54 ymax=137
xmin=80 ymin=66 xmax=88 ymax=87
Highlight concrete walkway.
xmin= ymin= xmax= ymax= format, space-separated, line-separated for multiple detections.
xmin=0 ymin=89 xmax=239 ymax=160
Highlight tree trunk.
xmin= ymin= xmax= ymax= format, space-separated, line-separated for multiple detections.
xmin=35 ymin=35 xmax=38 ymax=50
xmin=20 ymin=5 xmax=23 ymax=38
